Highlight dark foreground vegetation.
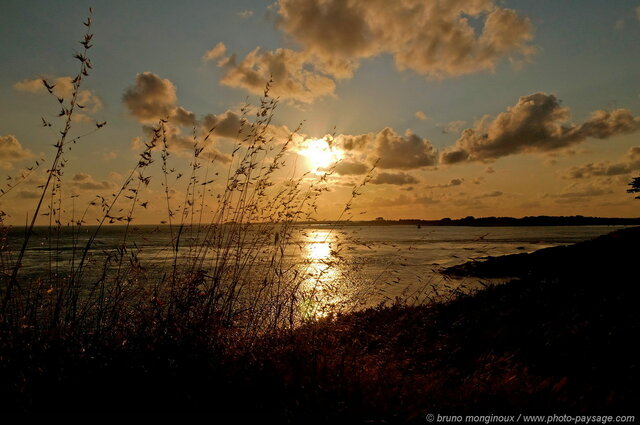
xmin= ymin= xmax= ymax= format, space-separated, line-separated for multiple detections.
xmin=2 ymin=11 xmax=638 ymax=422
xmin=2 ymin=227 xmax=638 ymax=421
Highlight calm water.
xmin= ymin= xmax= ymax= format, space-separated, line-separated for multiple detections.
xmin=2 ymin=224 xmax=628 ymax=312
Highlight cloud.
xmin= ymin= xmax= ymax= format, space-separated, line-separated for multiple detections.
xmin=103 ymin=151 xmax=117 ymax=160
xmin=172 ymin=106 xmax=197 ymax=127
xmin=16 ymin=189 xmax=41 ymax=199
xmin=415 ymin=111 xmax=428 ymax=121
xmin=139 ymin=123 xmax=232 ymax=164
xmin=202 ymin=42 xmax=227 ymax=63
xmin=336 ymin=133 xmax=371 ymax=151
xmin=203 ymin=109 xmax=295 ymax=146
xmin=200 ymin=146 xmax=232 ymax=163
xmin=14 ymin=76 xmax=103 ymax=116
xmin=201 ymin=110 xmax=244 ymax=138
xmin=415 ymin=195 xmax=441 ymax=206
xmin=425 ymin=178 xmax=463 ymax=189
xmin=123 ymin=73 xmax=206 ymax=130
xmin=366 ymin=194 xmax=416 ymax=207
xmin=450 ymin=198 xmax=488 ymax=209
xmin=442 ymin=120 xmax=466 ymax=134
xmin=440 ymin=93 xmax=640 ymax=164
xmin=371 ymin=172 xmax=418 ymax=185
xmin=440 ymin=149 xmax=470 ymax=164
xmin=212 ymin=0 xmax=535 ymax=103
xmin=276 ymin=0 xmax=535 ymax=79
xmin=335 ymin=127 xmax=438 ymax=170
xmin=564 ymin=146 xmax=640 ymax=179
xmin=0 ymin=135 xmax=33 ymax=169
xmin=122 ymin=73 xmax=231 ymax=161
xmin=375 ymin=129 xmax=437 ymax=169
xmin=123 ymin=72 xmax=179 ymax=123
xmin=123 ymin=72 xmax=293 ymax=162
xmin=334 ymin=160 xmax=369 ymax=176
xmin=70 ymin=173 xmax=115 ymax=191
xmin=217 ymin=47 xmax=336 ymax=103
xmin=475 ymin=190 xmax=503 ymax=198
xmin=547 ymin=182 xmax=613 ymax=203
xmin=376 ymin=128 xmax=438 ymax=169
xmin=237 ymin=10 xmax=254 ymax=18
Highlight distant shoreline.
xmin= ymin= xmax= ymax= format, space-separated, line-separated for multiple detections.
xmin=7 ymin=215 xmax=640 ymax=230
xmin=303 ymin=215 xmax=640 ymax=227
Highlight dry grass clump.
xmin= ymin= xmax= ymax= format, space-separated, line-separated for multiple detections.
xmin=0 ymin=9 xmax=379 ymax=375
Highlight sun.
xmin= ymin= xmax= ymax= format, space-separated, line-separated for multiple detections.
xmin=298 ymin=138 xmax=343 ymax=171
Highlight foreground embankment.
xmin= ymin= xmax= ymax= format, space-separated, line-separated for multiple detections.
xmin=1 ymin=228 xmax=638 ymax=422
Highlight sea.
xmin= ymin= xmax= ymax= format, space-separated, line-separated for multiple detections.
xmin=1 ymin=224 xmax=629 ymax=313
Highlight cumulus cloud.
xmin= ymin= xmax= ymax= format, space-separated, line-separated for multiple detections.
xmin=123 ymin=73 xmax=296 ymax=163
xmin=210 ymin=0 xmax=534 ymax=103
xmin=122 ymin=73 xmax=234 ymax=161
xmin=201 ymin=110 xmax=244 ymax=139
xmin=0 ymin=135 xmax=33 ymax=169
xmin=276 ymin=0 xmax=535 ymax=79
xmin=376 ymin=128 xmax=438 ymax=169
xmin=70 ymin=173 xmax=116 ymax=191
xmin=123 ymin=73 xmax=252 ymax=139
xmin=440 ymin=93 xmax=640 ymax=164
xmin=14 ymin=76 xmax=103 ymax=117
xmin=442 ymin=120 xmax=466 ymax=134
xmin=440 ymin=149 xmax=470 ymax=164
xmin=415 ymin=111 xmax=428 ymax=121
xmin=172 ymin=106 xmax=197 ymax=127
xmin=335 ymin=127 xmax=438 ymax=170
xmin=425 ymin=178 xmax=463 ymax=189
xmin=202 ymin=42 xmax=227 ymax=63
xmin=139 ymin=123 xmax=232 ymax=164
xmin=564 ymin=146 xmax=640 ymax=179
xmin=217 ymin=47 xmax=336 ymax=103
xmin=371 ymin=171 xmax=418 ymax=185
xmin=334 ymin=160 xmax=369 ymax=176
xmin=337 ymin=133 xmax=371 ymax=151
xmin=123 ymin=72 xmax=179 ymax=123
xmin=202 ymin=109 xmax=294 ymax=145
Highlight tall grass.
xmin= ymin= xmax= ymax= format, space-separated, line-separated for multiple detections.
xmin=0 ymin=9 xmax=381 ymax=359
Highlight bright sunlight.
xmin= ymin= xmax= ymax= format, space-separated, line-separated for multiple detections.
xmin=298 ymin=138 xmax=343 ymax=171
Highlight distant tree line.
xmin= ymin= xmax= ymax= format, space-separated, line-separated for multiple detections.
xmin=316 ymin=215 xmax=640 ymax=227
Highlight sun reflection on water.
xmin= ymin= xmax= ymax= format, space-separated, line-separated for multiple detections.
xmin=308 ymin=240 xmax=331 ymax=261
xmin=299 ymin=229 xmax=347 ymax=320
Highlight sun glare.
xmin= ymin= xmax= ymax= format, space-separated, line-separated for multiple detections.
xmin=298 ymin=138 xmax=343 ymax=171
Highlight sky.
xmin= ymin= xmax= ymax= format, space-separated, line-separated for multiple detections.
xmin=1 ymin=0 xmax=640 ymax=224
